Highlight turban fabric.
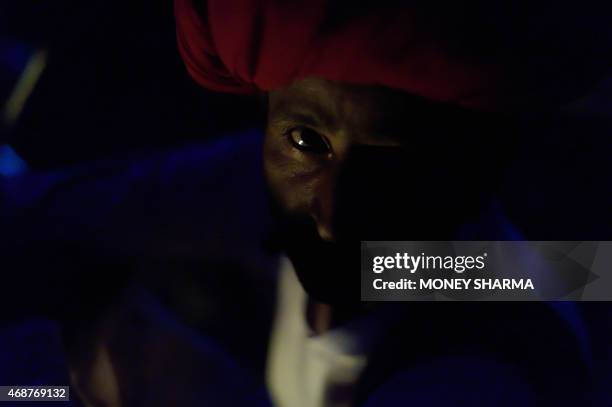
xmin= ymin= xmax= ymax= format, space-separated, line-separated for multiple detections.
xmin=175 ymin=0 xmax=610 ymax=111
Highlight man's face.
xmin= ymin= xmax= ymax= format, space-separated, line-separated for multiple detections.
xmin=263 ymin=77 xmax=505 ymax=304
xmin=264 ymin=78 xmax=407 ymax=242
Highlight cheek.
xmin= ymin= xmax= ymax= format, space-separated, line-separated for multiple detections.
xmin=263 ymin=130 xmax=321 ymax=213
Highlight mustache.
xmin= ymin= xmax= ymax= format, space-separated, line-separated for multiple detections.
xmin=263 ymin=183 xmax=361 ymax=305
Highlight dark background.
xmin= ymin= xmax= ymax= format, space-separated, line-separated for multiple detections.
xmin=0 ymin=0 xmax=261 ymax=169
xmin=0 ymin=1 xmax=611 ymax=405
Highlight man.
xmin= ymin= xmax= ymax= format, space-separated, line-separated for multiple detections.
xmin=175 ymin=3 xmax=608 ymax=405
xmin=1 ymin=0 xmax=611 ymax=405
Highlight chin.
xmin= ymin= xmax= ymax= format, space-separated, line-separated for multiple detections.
xmin=281 ymin=223 xmax=361 ymax=306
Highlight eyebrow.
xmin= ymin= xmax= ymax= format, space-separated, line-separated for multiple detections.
xmin=271 ymin=103 xmax=406 ymax=146
xmin=270 ymin=100 xmax=337 ymax=131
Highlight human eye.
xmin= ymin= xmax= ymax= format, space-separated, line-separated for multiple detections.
xmin=285 ymin=126 xmax=331 ymax=155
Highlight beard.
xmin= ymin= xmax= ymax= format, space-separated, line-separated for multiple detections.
xmin=265 ymin=197 xmax=361 ymax=306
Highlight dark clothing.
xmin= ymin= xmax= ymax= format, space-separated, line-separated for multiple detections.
xmin=0 ymin=131 xmax=610 ymax=406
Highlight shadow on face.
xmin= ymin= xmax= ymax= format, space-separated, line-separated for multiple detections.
xmin=263 ymin=77 xmax=514 ymax=304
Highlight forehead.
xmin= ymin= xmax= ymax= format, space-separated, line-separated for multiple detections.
xmin=270 ymin=78 xmax=386 ymax=115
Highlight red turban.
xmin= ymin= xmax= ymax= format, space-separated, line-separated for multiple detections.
xmin=175 ymin=0 xmax=610 ymax=111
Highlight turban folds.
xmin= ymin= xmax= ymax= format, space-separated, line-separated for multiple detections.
xmin=175 ymin=0 xmax=610 ymax=111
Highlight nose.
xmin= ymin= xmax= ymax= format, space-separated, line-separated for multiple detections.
xmin=311 ymin=200 xmax=335 ymax=242
xmin=310 ymin=172 xmax=337 ymax=242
